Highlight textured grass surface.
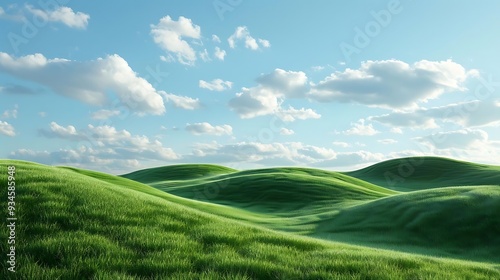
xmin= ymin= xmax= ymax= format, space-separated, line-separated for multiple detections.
xmin=1 ymin=159 xmax=499 ymax=279
xmin=123 ymin=157 xmax=500 ymax=262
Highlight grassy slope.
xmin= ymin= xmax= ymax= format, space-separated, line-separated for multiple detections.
xmin=1 ymin=160 xmax=499 ymax=279
xmin=121 ymin=164 xmax=237 ymax=184
xmin=344 ymin=156 xmax=500 ymax=191
xmin=314 ymin=185 xmax=500 ymax=262
xmin=136 ymin=168 xmax=398 ymax=213
xmin=123 ymin=158 xmax=500 ymax=262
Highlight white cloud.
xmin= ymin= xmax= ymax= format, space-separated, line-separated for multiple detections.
xmin=199 ymin=49 xmax=210 ymax=62
xmin=187 ymin=141 xmax=384 ymax=170
xmin=25 ymin=5 xmax=89 ymax=29
xmin=341 ymin=119 xmax=379 ymax=136
xmin=414 ymin=129 xmax=488 ymax=150
xmin=332 ymin=141 xmax=351 ymax=148
xmin=161 ymin=92 xmax=200 ymax=110
xmin=39 ymin=121 xmax=83 ymax=140
xmin=199 ymin=79 xmax=232 ymax=91
xmin=91 ymin=109 xmax=121 ymax=120
xmin=212 ymin=34 xmax=221 ymax=43
xmin=0 ymin=121 xmax=15 ymax=136
xmin=228 ymin=26 xmax=270 ymax=50
xmin=0 ymin=53 xmax=165 ymax=115
xmin=258 ymin=39 xmax=271 ymax=48
xmin=229 ymin=69 xmax=312 ymax=120
xmin=378 ymin=139 xmax=398 ymax=145
xmin=1 ymin=105 xmax=18 ymax=119
xmin=309 ymin=59 xmax=478 ymax=109
xmin=29 ymin=122 xmax=179 ymax=171
xmin=185 ymin=122 xmax=232 ymax=136
xmin=214 ymin=47 xmax=226 ymax=61
xmin=371 ymin=100 xmax=500 ymax=129
xmin=39 ymin=112 xmax=46 ymax=118
xmin=276 ymin=107 xmax=321 ymax=122
xmin=150 ymin=16 xmax=201 ymax=65
xmin=280 ymin=128 xmax=295 ymax=135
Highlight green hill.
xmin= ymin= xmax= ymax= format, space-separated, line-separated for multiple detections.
xmin=127 ymin=167 xmax=397 ymax=215
xmin=314 ymin=185 xmax=500 ymax=261
xmin=1 ymin=160 xmax=499 ymax=279
xmin=121 ymin=163 xmax=237 ymax=183
xmin=344 ymin=156 xmax=500 ymax=191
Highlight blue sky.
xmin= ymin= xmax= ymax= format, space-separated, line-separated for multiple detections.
xmin=1 ymin=0 xmax=500 ymax=174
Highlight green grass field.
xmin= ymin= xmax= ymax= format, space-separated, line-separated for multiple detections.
xmin=1 ymin=158 xmax=499 ymax=279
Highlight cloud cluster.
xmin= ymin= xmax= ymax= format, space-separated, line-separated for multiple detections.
xmin=370 ymin=100 xmax=500 ymax=129
xmin=229 ymin=69 xmax=319 ymax=120
xmin=161 ymin=92 xmax=200 ymax=110
xmin=187 ymin=141 xmax=384 ymax=169
xmin=185 ymin=122 xmax=232 ymax=136
xmin=17 ymin=122 xmax=180 ymax=172
xmin=151 ymin=16 xmax=201 ymax=65
xmin=228 ymin=26 xmax=270 ymax=50
xmin=414 ymin=129 xmax=488 ymax=150
xmin=199 ymin=79 xmax=232 ymax=91
xmin=340 ymin=119 xmax=379 ymax=136
xmin=0 ymin=121 xmax=15 ymax=136
xmin=0 ymin=53 xmax=166 ymax=115
xmin=309 ymin=59 xmax=478 ymax=109
xmin=25 ymin=5 xmax=90 ymax=29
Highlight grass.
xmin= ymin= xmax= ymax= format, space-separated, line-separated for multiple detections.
xmin=344 ymin=156 xmax=500 ymax=191
xmin=0 ymin=159 xmax=499 ymax=279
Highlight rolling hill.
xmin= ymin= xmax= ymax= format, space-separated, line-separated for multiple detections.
xmin=1 ymin=159 xmax=499 ymax=279
xmin=344 ymin=156 xmax=500 ymax=191
xmin=122 ymin=157 xmax=500 ymax=262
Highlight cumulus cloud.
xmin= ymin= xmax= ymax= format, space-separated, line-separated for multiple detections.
xmin=150 ymin=16 xmax=201 ymax=65
xmin=0 ymin=53 xmax=165 ymax=115
xmin=229 ymin=69 xmax=316 ymax=120
xmin=24 ymin=122 xmax=179 ymax=172
xmin=199 ymin=79 xmax=232 ymax=91
xmin=370 ymin=100 xmax=500 ymax=129
xmin=280 ymin=128 xmax=295 ymax=135
xmin=186 ymin=141 xmax=384 ymax=169
xmin=228 ymin=26 xmax=270 ymax=50
xmin=185 ymin=122 xmax=232 ymax=136
xmin=276 ymin=107 xmax=321 ymax=122
xmin=39 ymin=121 xmax=83 ymax=140
xmin=214 ymin=47 xmax=226 ymax=60
xmin=161 ymin=92 xmax=200 ymax=110
xmin=25 ymin=5 xmax=90 ymax=29
xmin=91 ymin=109 xmax=121 ymax=120
xmin=309 ymin=59 xmax=478 ymax=109
xmin=0 ymin=121 xmax=15 ymax=136
xmin=341 ymin=119 xmax=379 ymax=136
xmin=414 ymin=129 xmax=488 ymax=150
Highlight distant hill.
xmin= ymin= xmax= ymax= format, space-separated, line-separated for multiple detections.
xmin=344 ymin=156 xmax=500 ymax=191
